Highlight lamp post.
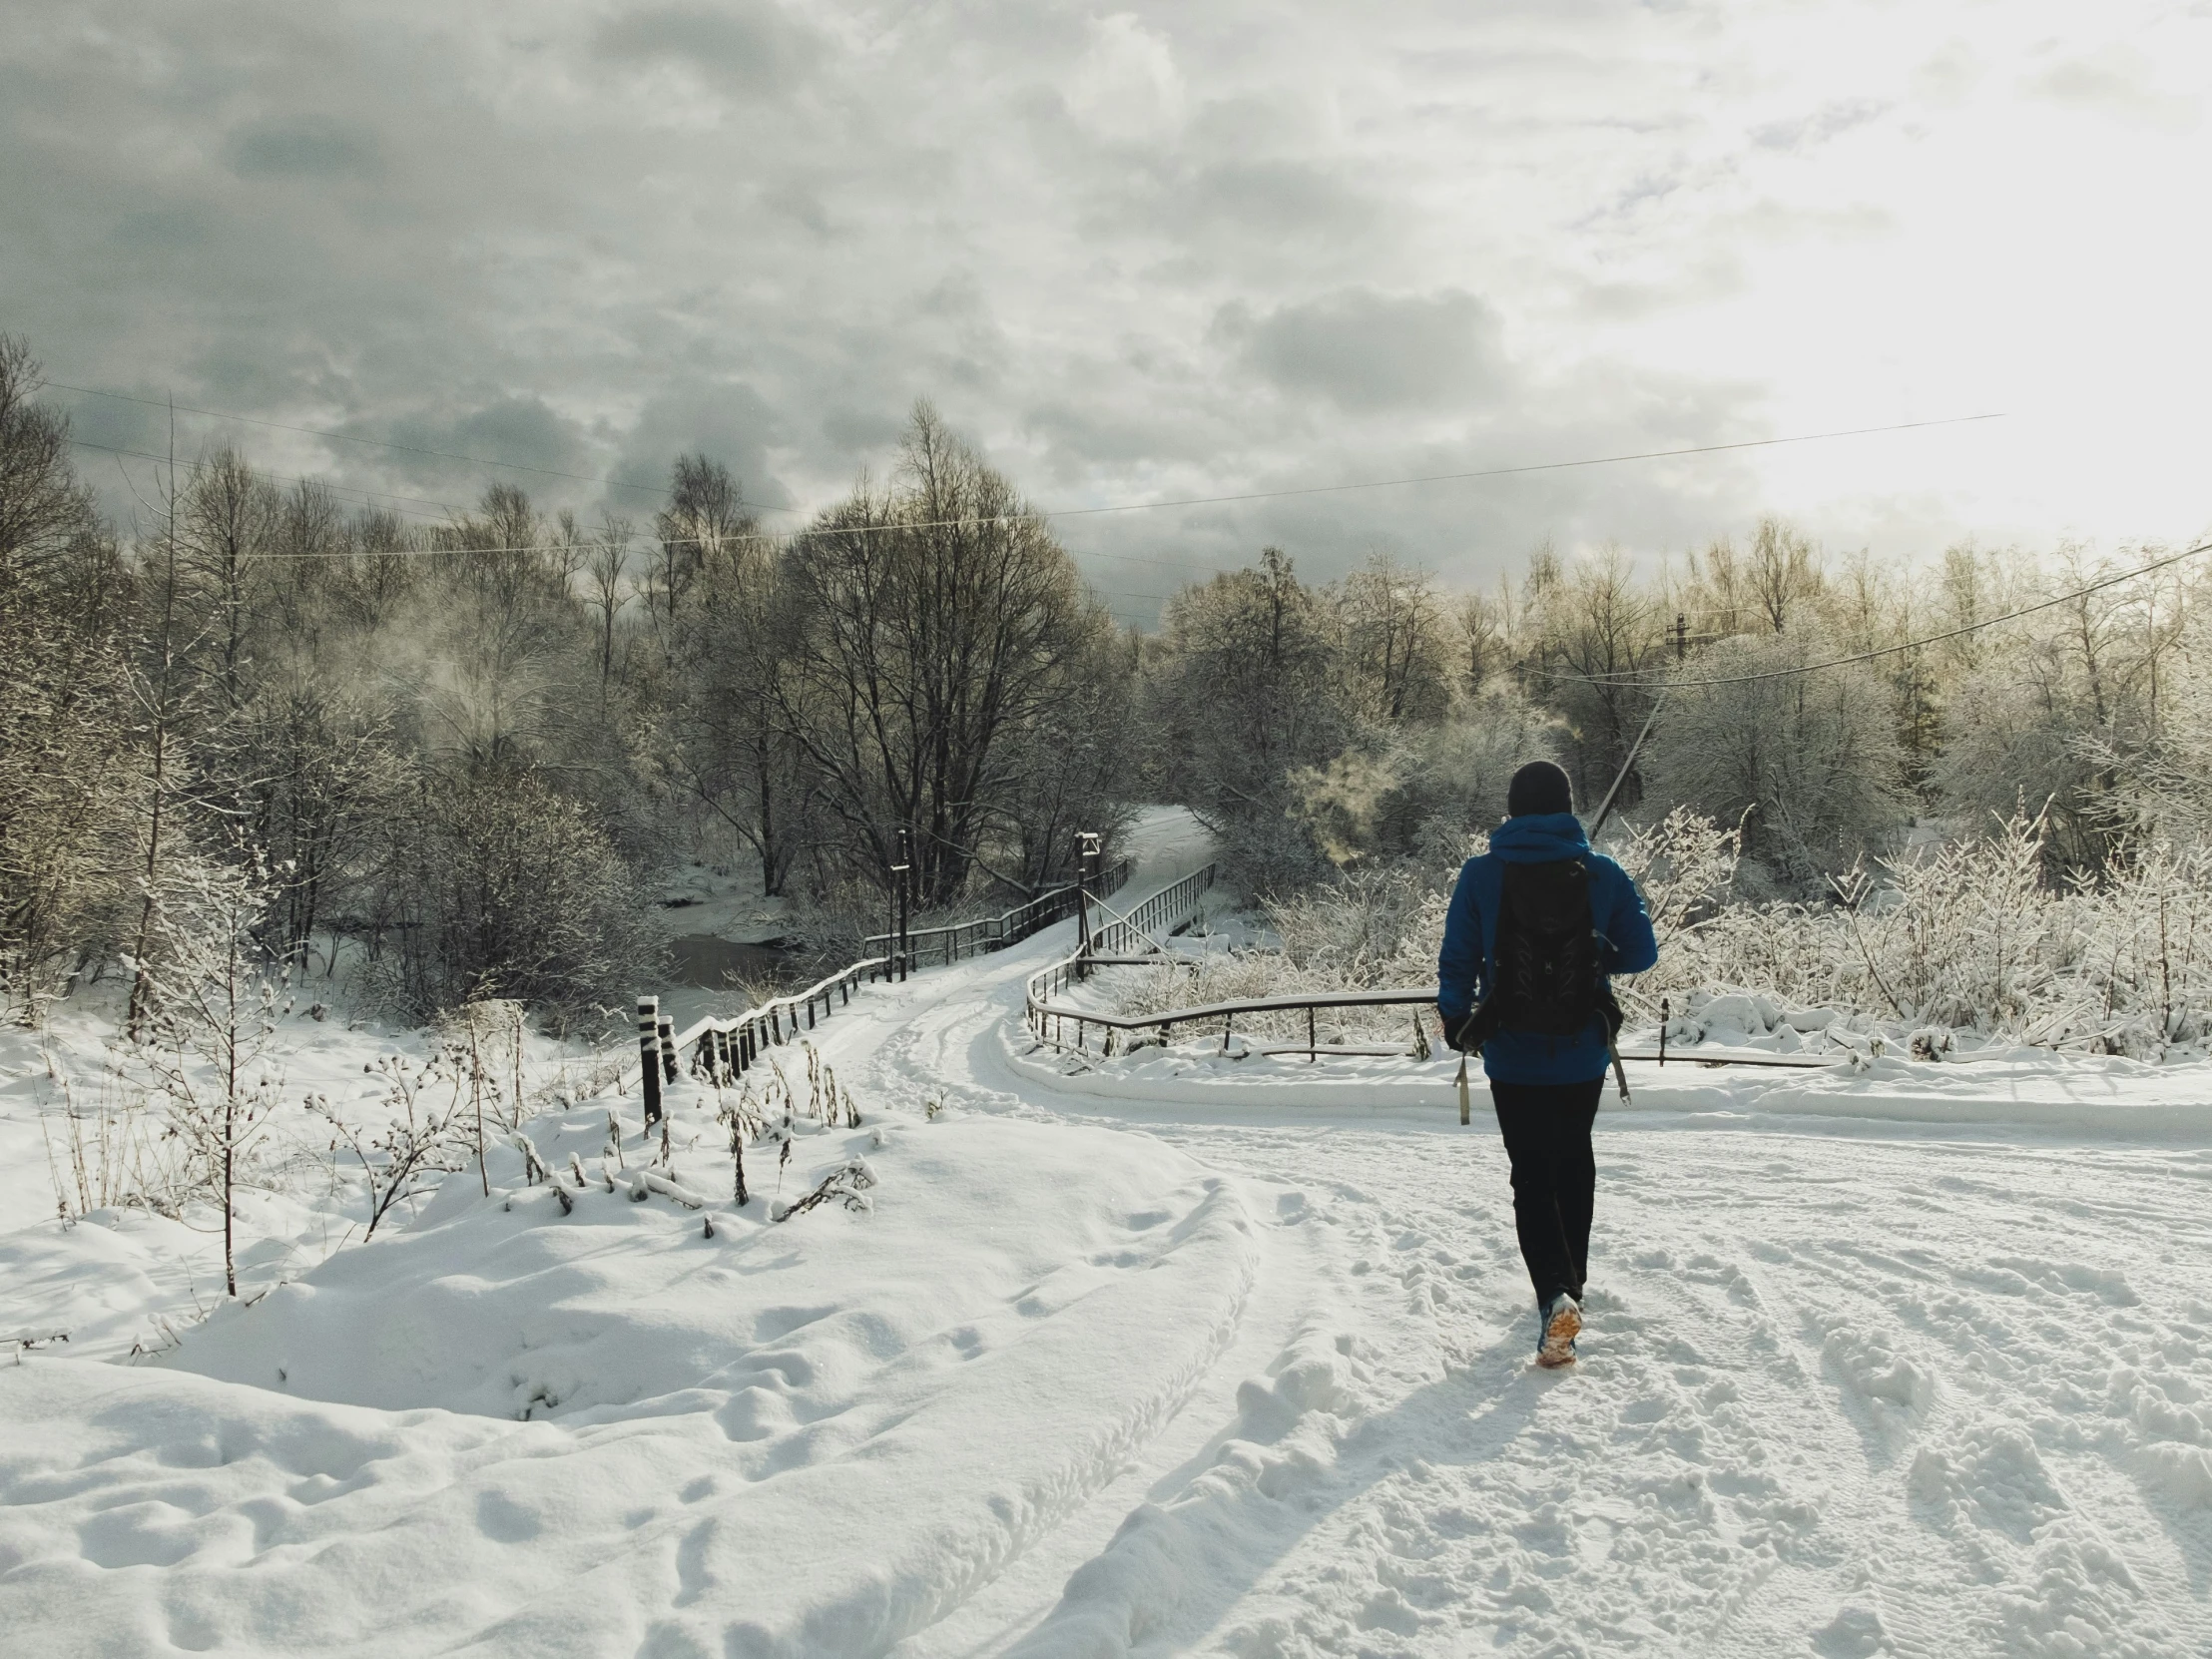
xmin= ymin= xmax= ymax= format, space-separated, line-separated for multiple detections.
xmin=892 ymin=827 xmax=912 ymax=982
xmin=1076 ymin=830 xmax=1101 ymax=961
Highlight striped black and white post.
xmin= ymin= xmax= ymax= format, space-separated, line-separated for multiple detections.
xmin=637 ymin=994 xmax=663 ymax=1130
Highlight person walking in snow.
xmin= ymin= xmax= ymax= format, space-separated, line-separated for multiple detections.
xmin=1437 ymin=760 xmax=1657 ymax=1369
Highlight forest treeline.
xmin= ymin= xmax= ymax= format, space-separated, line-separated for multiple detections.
xmin=0 ymin=335 xmax=1126 ymax=1025
xmin=4 ymin=327 xmax=2204 ymax=1026
xmin=1161 ymin=512 xmax=2211 ymax=894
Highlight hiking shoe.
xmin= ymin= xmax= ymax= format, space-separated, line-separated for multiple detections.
xmin=1536 ymin=1293 xmax=1581 ymax=1369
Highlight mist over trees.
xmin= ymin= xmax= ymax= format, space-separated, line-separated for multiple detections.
xmin=0 ymin=338 xmax=1130 ymax=1027
xmin=1138 ymin=518 xmax=2209 ymax=903
xmin=5 ymin=322 xmax=2205 ymax=1033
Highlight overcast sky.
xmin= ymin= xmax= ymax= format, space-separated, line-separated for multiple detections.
xmin=5 ymin=0 xmax=2208 ymax=624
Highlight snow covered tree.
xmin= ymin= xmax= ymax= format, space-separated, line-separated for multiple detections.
xmin=1645 ymin=634 xmax=1909 ymax=885
xmin=1144 ymin=547 xmax=1351 ymax=890
xmin=127 ymin=845 xmax=288 ymax=1297
xmin=776 ymin=404 xmax=1116 ymax=904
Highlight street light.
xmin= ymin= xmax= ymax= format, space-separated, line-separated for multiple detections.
xmin=1076 ymin=830 xmax=1101 ymax=959
xmin=891 ymin=827 xmax=912 ymax=982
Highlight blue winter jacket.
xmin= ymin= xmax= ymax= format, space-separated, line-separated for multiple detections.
xmin=1436 ymin=813 xmax=1659 ymax=1085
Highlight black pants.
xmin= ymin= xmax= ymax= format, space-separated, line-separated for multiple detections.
xmin=1489 ymin=1077 xmax=1603 ymax=1307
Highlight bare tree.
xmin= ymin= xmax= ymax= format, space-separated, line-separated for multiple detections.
xmin=651 ymin=454 xmax=755 ymax=623
xmin=1334 ymin=553 xmax=1449 ymax=724
xmin=1745 ymin=516 xmax=1822 ymax=635
xmin=179 ymin=447 xmax=279 ymax=713
xmin=1146 ymin=546 xmax=1351 ymax=887
xmin=127 ymin=846 xmax=288 ymax=1297
xmin=585 ymin=512 xmax=633 ymax=695
xmin=778 ymin=404 xmax=1101 ymax=904
xmin=1530 ymin=545 xmax=1663 ymax=808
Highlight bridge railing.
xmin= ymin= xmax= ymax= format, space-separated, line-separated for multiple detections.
xmin=1023 ymin=862 xmax=1219 ymax=1040
xmin=863 ymin=858 xmax=1129 ymax=972
xmin=634 ymin=858 xmax=1144 ymax=1120
xmin=664 ymin=957 xmax=890 ymax=1089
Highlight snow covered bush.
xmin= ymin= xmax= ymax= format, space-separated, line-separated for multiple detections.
xmin=306 ymin=1054 xmax=471 ymax=1239
xmin=38 ymin=1064 xmax=179 ymax=1223
xmin=1285 ymin=687 xmax=1562 ymax=870
xmin=1642 ymin=634 xmax=1910 ymax=884
xmin=122 ymin=848 xmax=291 ymax=1296
xmin=357 ymin=767 xmax=663 ymax=1029
xmin=1107 ymin=806 xmax=2212 ymax=1059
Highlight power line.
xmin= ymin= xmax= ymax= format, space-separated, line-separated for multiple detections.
xmin=48 ymin=374 xmax=2000 ymax=544
xmin=117 ymin=407 xmax=2002 ymax=561
xmin=1536 ymin=538 xmax=2212 ymax=691
xmin=42 ymin=380 xmax=685 ymax=503
xmin=1029 ymin=413 xmax=2005 ymax=522
xmin=65 ymin=436 xmax=467 ymax=520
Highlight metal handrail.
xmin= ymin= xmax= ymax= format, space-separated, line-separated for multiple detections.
xmin=1034 ymin=986 xmax=1430 ymax=1032
xmin=863 ymin=858 xmax=1131 ymax=971
xmin=1022 ymin=863 xmax=1220 ymax=1047
xmin=1084 ymin=862 xmax=1216 ymax=956
xmin=657 ymin=859 xmax=1139 ymax=1090
xmin=670 ymin=956 xmax=892 ymax=1086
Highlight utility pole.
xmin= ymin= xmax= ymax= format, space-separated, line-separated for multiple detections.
xmin=892 ymin=827 xmax=912 ymax=982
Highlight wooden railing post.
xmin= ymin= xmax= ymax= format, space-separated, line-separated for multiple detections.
xmin=638 ymin=995 xmax=663 ymax=1129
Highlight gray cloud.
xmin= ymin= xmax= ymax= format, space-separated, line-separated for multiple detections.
xmin=1217 ymin=289 xmax=1508 ymax=413
xmin=226 ymin=116 xmax=382 ymax=180
xmin=340 ymin=396 xmax=595 ymax=494
xmin=1750 ymin=98 xmax=1887 ymax=152
xmin=1169 ymin=159 xmax=1380 ymax=244
xmin=615 ymin=378 xmax=789 ymax=513
xmin=593 ymin=2 xmax=823 ymax=95
xmin=9 ymin=0 xmax=2164 ymax=616
xmin=2027 ymin=46 xmax=2196 ymax=130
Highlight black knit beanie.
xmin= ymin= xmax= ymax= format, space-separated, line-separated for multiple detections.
xmin=1505 ymin=760 xmax=1573 ymax=819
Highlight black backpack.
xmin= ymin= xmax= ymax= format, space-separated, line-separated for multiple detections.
xmin=1464 ymin=858 xmax=1622 ymax=1050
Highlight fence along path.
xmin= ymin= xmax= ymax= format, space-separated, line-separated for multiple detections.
xmin=1026 ymin=969 xmax=1837 ymax=1068
xmin=633 ymin=859 xmax=1142 ymax=1120
xmin=1025 ymin=915 xmax=1836 ymax=1072
xmin=1022 ymin=862 xmax=1221 ymax=1046
xmin=861 ymin=859 xmax=1128 ymax=970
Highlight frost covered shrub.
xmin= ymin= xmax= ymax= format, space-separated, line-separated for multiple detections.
xmin=1112 ymin=806 xmax=2212 ymax=1058
xmin=1265 ymin=862 xmax=1442 ymax=985
xmin=359 ymin=768 xmax=664 ymax=1028
xmin=1285 ymin=688 xmax=1561 ymax=870
xmin=1626 ymin=814 xmax=2212 ymax=1053
xmin=123 ymin=847 xmax=291 ymax=1296
xmin=1609 ymin=808 xmax=2106 ymax=1041
xmin=1390 ymin=691 xmax=1560 ymax=861
xmin=1643 ymin=635 xmax=1909 ymax=885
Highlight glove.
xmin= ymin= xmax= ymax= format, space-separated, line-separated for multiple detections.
xmin=1441 ymin=1012 xmax=1475 ymax=1053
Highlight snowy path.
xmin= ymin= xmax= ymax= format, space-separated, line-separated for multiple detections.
xmin=797 ymin=821 xmax=2212 ymax=1657
xmin=3 ymin=809 xmax=2210 ymax=1656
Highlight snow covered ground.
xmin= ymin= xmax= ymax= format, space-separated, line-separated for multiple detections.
xmin=3 ymin=807 xmax=2210 ymax=1656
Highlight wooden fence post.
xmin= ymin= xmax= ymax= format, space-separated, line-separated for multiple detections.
xmin=638 ymin=995 xmax=663 ymax=1129
xmin=658 ymin=1014 xmax=677 ymax=1085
